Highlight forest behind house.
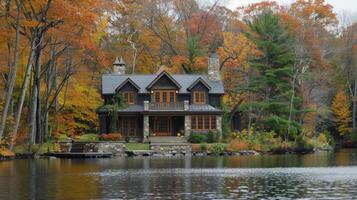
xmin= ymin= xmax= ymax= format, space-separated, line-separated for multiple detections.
xmin=0 ymin=0 xmax=356 ymax=153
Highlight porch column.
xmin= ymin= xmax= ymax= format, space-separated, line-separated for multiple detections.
xmin=143 ymin=115 xmax=149 ymax=142
xmin=184 ymin=115 xmax=191 ymax=137
xmin=217 ymin=115 xmax=222 ymax=139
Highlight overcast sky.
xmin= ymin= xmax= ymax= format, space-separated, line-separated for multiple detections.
xmin=225 ymin=0 xmax=357 ymax=12
xmin=224 ymin=0 xmax=357 ymax=25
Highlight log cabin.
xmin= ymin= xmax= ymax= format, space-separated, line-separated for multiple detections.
xmin=97 ymin=53 xmax=224 ymax=142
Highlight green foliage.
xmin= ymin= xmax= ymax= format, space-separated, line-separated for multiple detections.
xmin=97 ymin=93 xmax=128 ymax=133
xmin=239 ymin=11 xmax=304 ymax=139
xmin=186 ymin=36 xmax=204 ymax=65
xmin=125 ymin=143 xmax=150 ymax=150
xmin=199 ymin=143 xmax=207 ymax=151
xmin=13 ymin=142 xmax=54 ymax=154
xmin=211 ymin=143 xmax=226 ymax=155
xmin=188 ymin=133 xmax=207 ymax=143
xmin=77 ymin=134 xmax=99 ymax=142
xmin=206 ymin=131 xmax=219 ymax=143
xmin=57 ymin=134 xmax=70 ymax=141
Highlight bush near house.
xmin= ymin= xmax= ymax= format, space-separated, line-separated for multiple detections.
xmin=188 ymin=133 xmax=207 ymax=143
xmin=188 ymin=132 xmax=220 ymax=143
xmin=99 ymin=133 xmax=123 ymax=141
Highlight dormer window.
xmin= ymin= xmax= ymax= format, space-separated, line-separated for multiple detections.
xmin=123 ymin=92 xmax=134 ymax=104
xmin=193 ymin=91 xmax=206 ymax=104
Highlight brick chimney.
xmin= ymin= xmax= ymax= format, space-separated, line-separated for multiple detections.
xmin=208 ymin=52 xmax=220 ymax=81
xmin=113 ymin=57 xmax=126 ymax=74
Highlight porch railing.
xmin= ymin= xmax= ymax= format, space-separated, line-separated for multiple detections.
xmin=149 ymin=102 xmax=184 ymax=110
xmin=118 ymin=128 xmax=142 ymax=137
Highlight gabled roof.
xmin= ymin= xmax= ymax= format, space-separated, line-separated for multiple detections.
xmin=114 ymin=78 xmax=140 ymax=92
xmin=146 ymin=71 xmax=182 ymax=90
xmin=187 ymin=77 xmax=211 ymax=91
xmin=102 ymin=74 xmax=224 ymax=94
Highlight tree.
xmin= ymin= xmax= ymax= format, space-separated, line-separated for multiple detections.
xmin=332 ymin=91 xmax=352 ymax=136
xmin=238 ymin=11 xmax=303 ymax=140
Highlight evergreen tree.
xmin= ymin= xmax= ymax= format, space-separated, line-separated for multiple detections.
xmin=238 ymin=12 xmax=302 ymax=139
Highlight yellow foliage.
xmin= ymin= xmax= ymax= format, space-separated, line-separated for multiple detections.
xmin=332 ymin=91 xmax=352 ymax=136
xmin=0 ymin=148 xmax=15 ymax=157
xmin=56 ymin=72 xmax=102 ymax=136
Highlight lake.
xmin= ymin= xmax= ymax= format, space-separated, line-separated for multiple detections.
xmin=1 ymin=149 xmax=357 ymax=200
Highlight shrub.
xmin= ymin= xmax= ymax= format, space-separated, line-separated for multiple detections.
xmin=100 ymin=133 xmax=122 ymax=141
xmin=296 ymin=135 xmax=314 ymax=151
xmin=206 ymin=131 xmax=219 ymax=143
xmin=57 ymin=134 xmax=70 ymax=141
xmin=199 ymin=143 xmax=207 ymax=151
xmin=188 ymin=133 xmax=207 ymax=143
xmin=78 ymin=134 xmax=99 ymax=142
xmin=211 ymin=143 xmax=226 ymax=155
xmin=227 ymin=139 xmax=249 ymax=152
xmin=0 ymin=148 xmax=15 ymax=157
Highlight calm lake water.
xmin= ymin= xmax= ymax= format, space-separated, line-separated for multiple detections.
xmin=1 ymin=149 xmax=357 ymax=200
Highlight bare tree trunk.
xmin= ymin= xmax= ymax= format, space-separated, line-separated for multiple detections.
xmin=0 ymin=1 xmax=22 ymax=140
xmin=127 ymin=31 xmax=137 ymax=74
xmin=43 ymin=42 xmax=56 ymax=141
xmin=353 ymin=73 xmax=357 ymax=139
xmin=28 ymin=34 xmax=43 ymax=145
xmin=10 ymin=39 xmax=35 ymax=150
xmin=287 ymin=72 xmax=297 ymax=142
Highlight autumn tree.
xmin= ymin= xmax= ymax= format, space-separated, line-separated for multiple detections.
xmin=332 ymin=91 xmax=352 ymax=136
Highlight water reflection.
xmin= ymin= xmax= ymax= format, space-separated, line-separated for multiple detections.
xmin=0 ymin=149 xmax=357 ymax=199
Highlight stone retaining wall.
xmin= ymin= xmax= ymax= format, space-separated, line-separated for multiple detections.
xmin=150 ymin=145 xmax=192 ymax=156
xmin=97 ymin=142 xmax=126 ymax=156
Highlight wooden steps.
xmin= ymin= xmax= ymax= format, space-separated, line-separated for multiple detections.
xmin=70 ymin=142 xmax=86 ymax=153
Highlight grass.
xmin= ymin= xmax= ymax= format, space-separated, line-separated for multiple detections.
xmin=125 ymin=143 xmax=150 ymax=151
xmin=13 ymin=142 xmax=54 ymax=154
xmin=76 ymin=134 xmax=99 ymax=142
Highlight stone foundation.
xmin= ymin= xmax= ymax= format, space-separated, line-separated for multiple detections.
xmin=150 ymin=145 xmax=192 ymax=156
xmin=98 ymin=142 xmax=126 ymax=156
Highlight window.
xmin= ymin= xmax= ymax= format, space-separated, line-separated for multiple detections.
xmin=123 ymin=92 xmax=134 ymax=104
xmin=193 ymin=91 xmax=206 ymax=104
xmin=191 ymin=115 xmax=217 ymax=130
xmin=151 ymin=90 xmax=176 ymax=103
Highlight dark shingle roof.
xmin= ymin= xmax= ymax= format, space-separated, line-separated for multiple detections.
xmin=102 ymin=74 xmax=224 ymax=94
xmin=189 ymin=104 xmax=221 ymax=112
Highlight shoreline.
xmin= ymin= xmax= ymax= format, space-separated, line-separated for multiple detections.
xmin=0 ymin=148 xmax=335 ymax=161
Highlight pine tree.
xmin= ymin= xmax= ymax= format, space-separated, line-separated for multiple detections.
xmin=332 ymin=91 xmax=352 ymax=136
xmin=238 ymin=11 xmax=302 ymax=139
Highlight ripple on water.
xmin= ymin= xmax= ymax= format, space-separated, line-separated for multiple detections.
xmin=85 ymin=167 xmax=357 ymax=199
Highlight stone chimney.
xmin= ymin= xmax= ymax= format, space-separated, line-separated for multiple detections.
xmin=208 ymin=52 xmax=220 ymax=81
xmin=113 ymin=57 xmax=126 ymax=74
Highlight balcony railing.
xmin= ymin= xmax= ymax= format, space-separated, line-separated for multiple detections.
xmin=149 ymin=102 xmax=184 ymax=110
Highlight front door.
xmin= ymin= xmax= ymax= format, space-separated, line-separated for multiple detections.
xmin=151 ymin=116 xmax=172 ymax=136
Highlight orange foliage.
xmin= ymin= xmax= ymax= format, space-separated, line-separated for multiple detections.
xmin=332 ymin=91 xmax=352 ymax=136
xmin=0 ymin=148 xmax=15 ymax=157
xmin=99 ymin=133 xmax=123 ymax=141
xmin=227 ymin=139 xmax=249 ymax=152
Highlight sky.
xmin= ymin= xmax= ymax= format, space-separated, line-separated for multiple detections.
xmin=225 ymin=0 xmax=357 ymax=13
xmin=224 ymin=0 xmax=357 ymax=25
